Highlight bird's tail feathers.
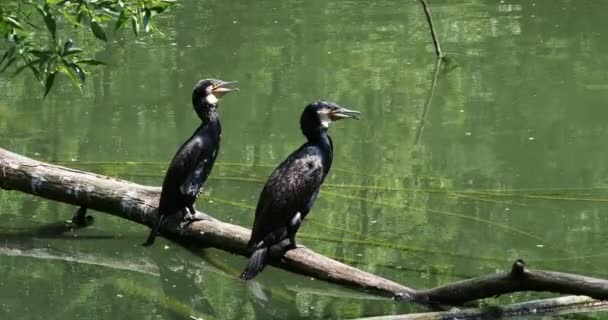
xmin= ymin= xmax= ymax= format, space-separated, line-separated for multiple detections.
xmin=240 ymin=245 xmax=269 ymax=280
xmin=142 ymin=214 xmax=166 ymax=247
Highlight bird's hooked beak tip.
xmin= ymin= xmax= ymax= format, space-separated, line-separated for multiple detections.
xmin=331 ymin=107 xmax=361 ymax=120
xmin=213 ymin=81 xmax=239 ymax=95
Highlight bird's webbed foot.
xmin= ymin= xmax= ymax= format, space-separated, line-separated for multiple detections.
xmin=285 ymin=237 xmax=307 ymax=251
xmin=184 ymin=211 xmax=213 ymax=222
xmin=181 ymin=205 xmax=214 ymax=226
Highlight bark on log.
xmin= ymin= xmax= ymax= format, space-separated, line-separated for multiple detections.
xmin=2 ymin=146 xmax=608 ymax=308
xmin=410 ymin=259 xmax=608 ymax=305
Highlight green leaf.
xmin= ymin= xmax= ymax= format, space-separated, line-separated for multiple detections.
xmin=59 ymin=63 xmax=83 ymax=92
xmin=0 ymin=56 xmax=17 ymax=73
xmin=143 ymin=8 xmax=151 ymax=32
xmin=61 ymin=59 xmax=86 ymax=84
xmin=149 ymin=6 xmax=167 ymax=14
xmin=11 ymin=64 xmax=30 ymax=78
xmin=26 ymin=63 xmax=42 ymax=81
xmin=90 ymin=19 xmax=107 ymax=41
xmin=76 ymin=59 xmax=105 ymax=66
xmin=62 ymin=39 xmax=74 ymax=54
xmin=0 ymin=46 xmax=17 ymax=66
xmin=58 ymin=9 xmax=83 ymax=27
xmin=63 ymin=48 xmax=83 ymax=56
xmin=29 ymin=49 xmax=54 ymax=67
xmin=150 ymin=0 xmax=176 ymax=13
xmin=131 ymin=14 xmax=139 ymax=36
xmin=12 ymin=58 xmax=41 ymax=80
xmin=70 ymin=63 xmax=86 ymax=83
xmin=62 ymin=39 xmax=83 ymax=56
xmin=77 ymin=10 xmax=86 ymax=24
xmin=35 ymin=4 xmax=57 ymax=39
xmin=115 ymin=9 xmax=129 ymax=30
xmin=4 ymin=16 xmax=23 ymax=30
xmin=97 ymin=0 xmax=116 ymax=8
xmin=44 ymin=72 xmax=56 ymax=98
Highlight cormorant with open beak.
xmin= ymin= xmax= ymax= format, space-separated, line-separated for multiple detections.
xmin=241 ymin=100 xmax=360 ymax=280
xmin=144 ymin=79 xmax=238 ymax=246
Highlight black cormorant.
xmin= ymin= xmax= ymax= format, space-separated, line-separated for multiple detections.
xmin=241 ymin=100 xmax=360 ymax=280
xmin=143 ymin=79 xmax=238 ymax=246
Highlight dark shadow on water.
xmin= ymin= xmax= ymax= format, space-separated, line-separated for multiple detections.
xmin=0 ymin=216 xmax=117 ymax=241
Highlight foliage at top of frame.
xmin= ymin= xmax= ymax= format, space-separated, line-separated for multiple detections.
xmin=0 ymin=0 xmax=176 ymax=97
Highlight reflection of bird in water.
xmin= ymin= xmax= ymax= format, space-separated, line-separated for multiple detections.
xmin=156 ymin=262 xmax=216 ymax=319
xmin=144 ymin=79 xmax=238 ymax=246
xmin=247 ymin=280 xmax=301 ymax=320
xmin=241 ymin=101 xmax=360 ymax=280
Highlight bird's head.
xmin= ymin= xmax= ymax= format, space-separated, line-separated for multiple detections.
xmin=300 ymin=100 xmax=360 ymax=139
xmin=192 ymin=78 xmax=239 ymax=115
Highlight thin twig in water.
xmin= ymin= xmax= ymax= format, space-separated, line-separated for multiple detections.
xmin=418 ymin=0 xmax=444 ymax=59
xmin=414 ymin=57 xmax=442 ymax=145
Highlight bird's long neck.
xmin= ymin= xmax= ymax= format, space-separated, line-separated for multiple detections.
xmin=307 ymin=128 xmax=333 ymax=175
xmin=194 ymin=101 xmax=220 ymax=125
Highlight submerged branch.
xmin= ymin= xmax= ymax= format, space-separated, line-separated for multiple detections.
xmin=2 ymin=146 xmax=608 ymax=310
xmin=353 ymin=295 xmax=608 ymax=320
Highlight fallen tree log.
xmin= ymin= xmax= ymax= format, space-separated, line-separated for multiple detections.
xmin=2 ymin=146 xmax=608 ymax=308
xmin=0 ymin=147 xmax=414 ymax=298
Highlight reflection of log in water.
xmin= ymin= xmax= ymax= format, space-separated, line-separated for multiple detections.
xmin=0 ymin=239 xmax=159 ymax=276
xmin=3 ymin=147 xmax=608 ymax=310
xmin=2 ymin=239 xmax=606 ymax=320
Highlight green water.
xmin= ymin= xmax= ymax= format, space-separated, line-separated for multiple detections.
xmin=2 ymin=0 xmax=608 ymax=319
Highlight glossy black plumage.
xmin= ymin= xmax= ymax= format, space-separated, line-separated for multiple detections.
xmin=241 ymin=101 xmax=360 ymax=280
xmin=144 ymin=79 xmax=237 ymax=246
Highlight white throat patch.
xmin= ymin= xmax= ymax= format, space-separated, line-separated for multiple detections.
xmin=318 ymin=111 xmax=331 ymax=128
xmin=205 ymin=94 xmax=218 ymax=105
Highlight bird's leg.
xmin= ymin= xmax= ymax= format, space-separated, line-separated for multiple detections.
xmin=183 ymin=205 xmax=214 ymax=222
xmin=287 ymin=234 xmax=307 ymax=250
xmin=287 ymin=234 xmax=298 ymax=250
xmin=71 ymin=206 xmax=93 ymax=227
xmin=286 ymin=212 xmax=306 ymax=250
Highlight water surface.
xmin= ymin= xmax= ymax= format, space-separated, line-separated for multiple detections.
xmin=1 ymin=0 xmax=608 ymax=319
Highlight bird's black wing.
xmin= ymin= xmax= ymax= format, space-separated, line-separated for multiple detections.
xmin=158 ymin=135 xmax=201 ymax=207
xmin=179 ymin=136 xmax=218 ymax=199
xmin=249 ymin=145 xmax=325 ymax=246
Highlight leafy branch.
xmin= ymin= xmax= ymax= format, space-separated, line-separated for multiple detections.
xmin=0 ymin=0 xmax=176 ymax=97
